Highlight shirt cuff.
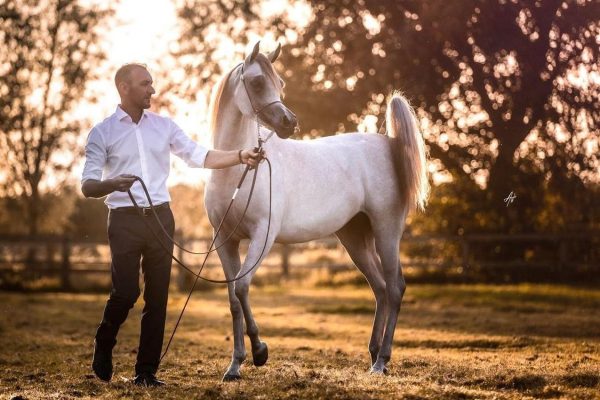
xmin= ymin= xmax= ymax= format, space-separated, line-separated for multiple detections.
xmin=81 ymin=171 xmax=103 ymax=184
xmin=187 ymin=144 xmax=209 ymax=168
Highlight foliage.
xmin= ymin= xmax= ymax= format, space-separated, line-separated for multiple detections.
xmin=0 ymin=186 xmax=77 ymax=236
xmin=0 ymin=0 xmax=114 ymax=234
xmin=65 ymin=194 xmax=108 ymax=241
xmin=170 ymin=0 xmax=599 ymax=233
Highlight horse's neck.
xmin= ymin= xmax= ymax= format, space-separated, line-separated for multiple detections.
xmin=213 ymin=97 xmax=258 ymax=150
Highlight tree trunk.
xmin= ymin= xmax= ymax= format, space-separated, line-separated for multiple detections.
xmin=27 ymin=189 xmax=40 ymax=236
xmin=486 ymin=142 xmax=520 ymax=232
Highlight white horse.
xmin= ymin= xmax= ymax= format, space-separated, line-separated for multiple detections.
xmin=205 ymin=42 xmax=429 ymax=381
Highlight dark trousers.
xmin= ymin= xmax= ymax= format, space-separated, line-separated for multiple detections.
xmin=95 ymin=205 xmax=174 ymax=375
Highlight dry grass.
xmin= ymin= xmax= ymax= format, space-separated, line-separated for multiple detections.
xmin=1 ymin=283 xmax=599 ymax=399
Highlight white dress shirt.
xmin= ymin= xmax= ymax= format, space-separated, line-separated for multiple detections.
xmin=82 ymin=105 xmax=209 ymax=209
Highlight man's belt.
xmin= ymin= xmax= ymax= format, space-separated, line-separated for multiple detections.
xmin=112 ymin=202 xmax=170 ymax=216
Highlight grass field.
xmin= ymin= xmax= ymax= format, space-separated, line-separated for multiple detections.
xmin=1 ymin=283 xmax=599 ymax=399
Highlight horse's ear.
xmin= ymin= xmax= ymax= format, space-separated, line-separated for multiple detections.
xmin=268 ymin=43 xmax=281 ymax=63
xmin=245 ymin=41 xmax=261 ymax=65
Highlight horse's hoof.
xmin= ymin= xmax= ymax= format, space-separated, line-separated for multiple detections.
xmin=369 ymin=366 xmax=388 ymax=375
xmin=222 ymin=373 xmax=242 ymax=382
xmin=370 ymin=355 xmax=378 ymax=365
xmin=252 ymin=341 xmax=269 ymax=366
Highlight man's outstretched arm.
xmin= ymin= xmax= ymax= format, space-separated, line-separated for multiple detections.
xmin=169 ymin=120 xmax=263 ymax=169
xmin=204 ymin=149 xmax=262 ymax=169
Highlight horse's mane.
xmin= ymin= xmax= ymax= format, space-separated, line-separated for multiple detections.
xmin=208 ymin=54 xmax=283 ymax=146
xmin=208 ymin=67 xmax=236 ymax=146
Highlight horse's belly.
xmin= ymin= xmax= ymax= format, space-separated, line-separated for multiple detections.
xmin=277 ymin=196 xmax=361 ymax=243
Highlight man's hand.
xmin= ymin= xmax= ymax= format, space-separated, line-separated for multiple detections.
xmin=240 ymin=148 xmax=265 ymax=168
xmin=111 ymin=174 xmax=137 ymax=192
xmin=204 ymin=149 xmax=265 ymax=169
xmin=82 ymin=174 xmax=137 ymax=198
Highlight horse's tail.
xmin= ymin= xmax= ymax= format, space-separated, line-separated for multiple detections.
xmin=386 ymin=91 xmax=429 ymax=213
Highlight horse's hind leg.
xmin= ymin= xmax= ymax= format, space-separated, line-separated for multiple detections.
xmin=216 ymin=240 xmax=246 ymax=381
xmin=370 ymin=218 xmax=406 ymax=374
xmin=335 ymin=213 xmax=387 ymax=367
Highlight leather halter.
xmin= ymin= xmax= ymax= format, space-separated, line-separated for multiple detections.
xmin=238 ymin=62 xmax=284 ymax=117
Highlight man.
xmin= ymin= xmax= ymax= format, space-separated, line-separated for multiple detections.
xmin=81 ymin=63 xmax=261 ymax=387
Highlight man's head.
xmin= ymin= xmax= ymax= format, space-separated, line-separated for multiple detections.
xmin=114 ymin=63 xmax=155 ymax=109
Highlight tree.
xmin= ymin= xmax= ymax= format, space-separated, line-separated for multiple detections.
xmin=0 ymin=0 xmax=113 ymax=235
xmin=171 ymin=0 xmax=599 ymax=232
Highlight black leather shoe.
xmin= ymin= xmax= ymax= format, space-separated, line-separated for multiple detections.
xmin=133 ymin=372 xmax=165 ymax=387
xmin=92 ymin=340 xmax=113 ymax=382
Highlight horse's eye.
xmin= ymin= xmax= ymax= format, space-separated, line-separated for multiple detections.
xmin=251 ymin=79 xmax=264 ymax=91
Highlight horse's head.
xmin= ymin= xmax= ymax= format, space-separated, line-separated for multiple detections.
xmin=233 ymin=41 xmax=298 ymax=139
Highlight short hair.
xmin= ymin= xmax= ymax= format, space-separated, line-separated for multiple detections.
xmin=114 ymin=63 xmax=148 ymax=87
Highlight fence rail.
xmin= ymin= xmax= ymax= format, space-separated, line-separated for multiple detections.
xmin=0 ymin=232 xmax=597 ymax=290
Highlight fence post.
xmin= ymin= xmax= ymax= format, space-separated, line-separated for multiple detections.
xmin=46 ymin=241 xmax=54 ymax=273
xmin=25 ymin=242 xmax=38 ymax=281
xmin=281 ymin=244 xmax=290 ymax=277
xmin=558 ymin=238 xmax=567 ymax=270
xmin=461 ymin=237 xmax=470 ymax=273
xmin=61 ymin=235 xmax=72 ymax=291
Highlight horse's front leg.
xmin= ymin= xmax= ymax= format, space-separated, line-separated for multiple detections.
xmin=234 ymin=227 xmax=275 ymax=368
xmin=216 ymin=239 xmax=246 ymax=381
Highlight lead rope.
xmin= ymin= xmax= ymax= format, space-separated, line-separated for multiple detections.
xmin=158 ymin=158 xmax=272 ymax=364
xmin=127 ymin=161 xmax=258 ymax=282
xmin=128 ymin=161 xmax=257 ymax=260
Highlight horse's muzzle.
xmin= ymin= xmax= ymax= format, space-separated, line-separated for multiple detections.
xmin=276 ymin=125 xmax=297 ymax=139
xmin=276 ymin=114 xmax=298 ymax=139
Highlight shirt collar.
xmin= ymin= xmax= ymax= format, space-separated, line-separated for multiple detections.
xmin=115 ymin=105 xmax=148 ymax=122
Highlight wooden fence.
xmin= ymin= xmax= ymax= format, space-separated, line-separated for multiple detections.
xmin=0 ymin=232 xmax=597 ymax=290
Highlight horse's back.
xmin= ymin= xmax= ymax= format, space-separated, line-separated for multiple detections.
xmin=278 ymin=132 xmax=392 ymax=169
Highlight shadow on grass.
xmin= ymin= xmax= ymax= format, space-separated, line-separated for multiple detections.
xmin=307 ymin=304 xmax=374 ymax=315
xmin=286 ymin=285 xmax=600 ymax=340
xmin=394 ymin=337 xmax=538 ymax=350
xmin=561 ymin=372 xmax=600 ymax=388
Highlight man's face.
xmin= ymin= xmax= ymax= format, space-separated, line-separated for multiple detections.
xmin=120 ymin=67 xmax=155 ymax=109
